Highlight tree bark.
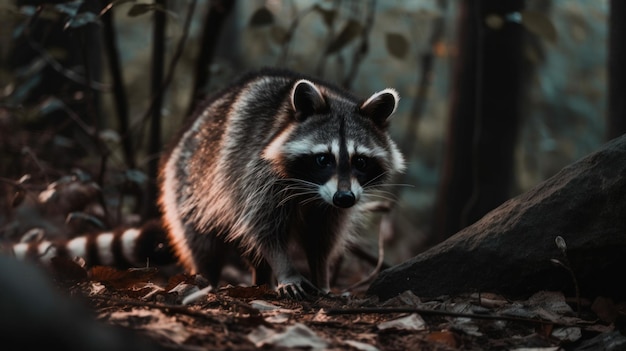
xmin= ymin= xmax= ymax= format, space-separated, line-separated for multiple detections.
xmin=144 ymin=0 xmax=167 ymax=219
xmin=102 ymin=6 xmax=134 ymax=169
xmin=187 ymin=0 xmax=236 ymax=117
xmin=608 ymin=0 xmax=626 ymax=140
xmin=430 ymin=0 xmax=525 ymax=244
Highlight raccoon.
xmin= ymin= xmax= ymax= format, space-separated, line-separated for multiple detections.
xmin=9 ymin=220 xmax=174 ymax=269
xmin=159 ymin=68 xmax=405 ymax=299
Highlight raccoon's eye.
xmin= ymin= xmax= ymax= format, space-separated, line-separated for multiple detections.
xmin=315 ymin=154 xmax=334 ymax=168
xmin=353 ymin=156 xmax=369 ymax=172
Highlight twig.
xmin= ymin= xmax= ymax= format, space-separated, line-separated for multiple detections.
xmin=399 ymin=0 xmax=447 ymax=173
xmin=101 ymin=6 xmax=135 ymax=169
xmin=20 ymin=148 xmax=49 ymax=184
xmin=325 ymin=307 xmax=579 ymax=327
xmin=314 ymin=0 xmax=342 ymax=76
xmin=187 ymin=0 xmax=235 ymax=117
xmin=277 ymin=5 xmax=317 ymax=67
xmin=23 ymin=10 xmax=109 ymax=92
xmin=140 ymin=0 xmax=197 ymax=218
xmin=132 ymin=0 xmax=198 ymax=153
xmin=77 ymin=25 xmax=109 ymax=187
xmin=552 ymin=236 xmax=581 ymax=317
xmin=91 ymin=295 xmax=221 ymax=322
xmin=143 ymin=0 xmax=167 ymax=219
xmin=342 ymin=211 xmax=391 ymax=292
xmin=342 ymin=0 xmax=376 ymax=89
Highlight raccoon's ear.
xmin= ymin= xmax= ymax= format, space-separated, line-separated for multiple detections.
xmin=360 ymin=88 xmax=399 ymax=128
xmin=291 ymin=79 xmax=327 ymax=120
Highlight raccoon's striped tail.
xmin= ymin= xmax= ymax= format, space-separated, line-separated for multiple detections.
xmin=9 ymin=220 xmax=176 ymax=269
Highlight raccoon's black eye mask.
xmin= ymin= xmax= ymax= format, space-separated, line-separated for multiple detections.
xmin=352 ymin=155 xmax=386 ymax=186
xmin=352 ymin=155 xmax=369 ymax=173
xmin=284 ymin=154 xmax=336 ymax=185
xmin=315 ymin=154 xmax=334 ymax=169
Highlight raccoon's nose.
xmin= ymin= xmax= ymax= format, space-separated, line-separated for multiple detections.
xmin=333 ymin=191 xmax=356 ymax=208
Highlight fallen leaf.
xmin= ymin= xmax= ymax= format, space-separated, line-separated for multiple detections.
xmin=107 ymin=308 xmax=191 ymax=345
xmin=181 ymin=285 xmax=212 ymax=305
xmin=343 ymin=339 xmax=380 ymax=351
xmin=248 ymin=323 xmax=328 ymax=350
xmin=551 ymin=327 xmax=582 ymax=343
xmin=377 ymin=313 xmax=426 ymax=331
xmin=425 ymin=330 xmax=459 ymax=348
xmin=250 ymin=300 xmax=280 ymax=311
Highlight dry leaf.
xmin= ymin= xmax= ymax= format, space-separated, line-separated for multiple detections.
xmin=248 ymin=323 xmax=328 ymax=350
xmin=343 ymin=340 xmax=380 ymax=351
xmin=377 ymin=313 xmax=426 ymax=331
xmin=425 ymin=330 xmax=459 ymax=348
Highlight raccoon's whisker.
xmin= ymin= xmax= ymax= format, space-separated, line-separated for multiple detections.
xmin=363 ymin=193 xmax=398 ymax=203
xmin=277 ymin=193 xmax=304 ymax=206
xmin=362 ymin=185 xmax=398 ymax=197
xmin=298 ymin=196 xmax=324 ymax=207
xmin=279 ymin=189 xmax=318 ymax=200
xmin=363 ymin=188 xmax=398 ymax=199
xmin=362 ymin=172 xmax=390 ymax=188
xmin=278 ymin=186 xmax=317 ymax=199
xmin=362 ymin=183 xmax=414 ymax=194
xmin=278 ymin=178 xmax=320 ymax=187
xmin=282 ymin=181 xmax=317 ymax=190
xmin=281 ymin=195 xmax=318 ymax=208
xmin=277 ymin=190 xmax=320 ymax=207
xmin=374 ymin=183 xmax=415 ymax=188
xmin=276 ymin=182 xmax=317 ymax=194
xmin=277 ymin=186 xmax=310 ymax=195
xmin=364 ymin=187 xmax=400 ymax=201
xmin=275 ymin=179 xmax=315 ymax=188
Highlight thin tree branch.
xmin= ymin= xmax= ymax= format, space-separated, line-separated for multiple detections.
xmin=398 ymin=0 xmax=447 ymax=188
xmin=342 ymin=0 xmax=376 ymax=89
xmin=133 ymin=0 xmax=198 ymax=147
xmin=101 ymin=6 xmax=135 ymax=169
xmin=142 ymin=0 xmax=198 ymax=219
xmin=325 ymin=307 xmax=580 ymax=327
xmin=186 ymin=0 xmax=235 ymax=117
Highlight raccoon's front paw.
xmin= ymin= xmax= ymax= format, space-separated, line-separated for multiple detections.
xmin=276 ymin=276 xmax=321 ymax=300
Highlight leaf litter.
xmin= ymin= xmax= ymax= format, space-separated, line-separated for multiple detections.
xmin=37 ymin=261 xmax=623 ymax=351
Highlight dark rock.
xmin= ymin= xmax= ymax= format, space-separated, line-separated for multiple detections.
xmin=368 ymin=134 xmax=626 ymax=301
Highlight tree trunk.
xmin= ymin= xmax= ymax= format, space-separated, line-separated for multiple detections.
xmin=431 ymin=0 xmax=525 ymax=244
xmin=102 ymin=6 xmax=134 ymax=169
xmin=187 ymin=0 xmax=236 ymax=117
xmin=608 ymin=0 xmax=626 ymax=140
xmin=144 ymin=0 xmax=167 ymax=219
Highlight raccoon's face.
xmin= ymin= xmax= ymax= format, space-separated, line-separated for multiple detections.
xmin=263 ymin=79 xmax=405 ymax=209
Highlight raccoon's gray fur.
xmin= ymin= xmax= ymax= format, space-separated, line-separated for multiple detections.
xmin=159 ymin=68 xmax=405 ymax=298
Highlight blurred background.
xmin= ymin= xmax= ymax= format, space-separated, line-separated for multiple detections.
xmin=0 ymin=0 xmax=617 ymax=269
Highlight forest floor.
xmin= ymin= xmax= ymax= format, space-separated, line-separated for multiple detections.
xmin=46 ymin=260 xmax=617 ymax=351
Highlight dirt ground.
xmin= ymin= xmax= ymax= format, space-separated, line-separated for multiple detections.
xmin=43 ymin=260 xmax=620 ymax=351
